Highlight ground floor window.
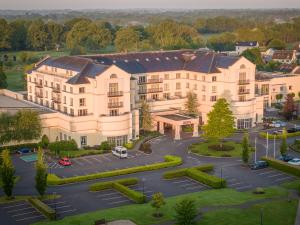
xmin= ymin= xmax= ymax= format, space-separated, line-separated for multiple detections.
xmin=237 ymin=118 xmax=252 ymax=129
xmin=80 ymin=136 xmax=87 ymax=146
xmin=107 ymin=135 xmax=128 ymax=146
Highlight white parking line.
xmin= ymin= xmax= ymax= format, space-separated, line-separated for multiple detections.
xmin=12 ymin=210 xmax=38 ymax=217
xmin=81 ymin=158 xmax=94 ymax=165
xmin=8 ymin=207 xmax=33 ymax=213
xmin=275 ymin=176 xmax=293 ymax=182
xmin=103 ymin=196 xmax=124 ymax=201
xmin=257 ymin=171 xmax=275 ymax=176
xmin=102 ymin=155 xmax=112 ymax=162
xmin=108 ymin=199 xmax=131 ymax=205
xmin=15 ymin=215 xmax=44 ymax=222
xmin=236 ymin=185 xmax=252 ymax=190
xmin=3 ymin=203 xmax=27 ymax=209
xmin=46 ymin=201 xmax=67 ymax=206
xmin=56 ymin=205 xmax=72 ymax=209
xmin=73 ymin=159 xmax=84 ymax=166
xmin=186 ymin=186 xmax=205 ymax=190
xmin=268 ymin=173 xmax=284 ymax=178
xmin=180 ymin=183 xmax=199 ymax=188
xmin=172 ymin=180 xmax=189 ymax=184
xmin=59 ymin=209 xmax=77 ymax=214
xmin=92 ymin=157 xmax=102 ymax=163
xmin=96 ymin=192 xmax=118 ymax=198
xmin=230 ymin=182 xmax=244 ymax=187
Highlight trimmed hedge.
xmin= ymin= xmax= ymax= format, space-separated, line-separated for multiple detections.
xmin=47 ymin=155 xmax=182 ymax=185
xmin=262 ymin=157 xmax=300 ymax=177
xmin=48 ymin=139 xmax=78 ymax=153
xmin=89 ymin=178 xmax=145 ymax=203
xmin=163 ymin=164 xmax=226 ymax=188
xmin=89 ymin=178 xmax=138 ymax=191
xmin=259 ymin=131 xmax=300 ymax=139
xmin=28 ymin=198 xmax=55 ymax=220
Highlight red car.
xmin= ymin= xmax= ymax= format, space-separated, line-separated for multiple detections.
xmin=58 ymin=157 xmax=72 ymax=166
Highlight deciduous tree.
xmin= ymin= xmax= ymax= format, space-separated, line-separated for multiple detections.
xmin=151 ymin=192 xmax=165 ymax=217
xmin=185 ymin=92 xmax=199 ymax=116
xmin=203 ymin=98 xmax=235 ymax=147
xmin=27 ymin=20 xmax=48 ymax=50
xmin=0 ymin=18 xmax=12 ymax=50
xmin=35 ymin=147 xmax=48 ymax=197
xmin=1 ymin=149 xmax=16 ymax=199
xmin=280 ymin=129 xmax=288 ymax=156
xmin=283 ymin=94 xmax=295 ymax=120
xmin=114 ymin=27 xmax=140 ymax=52
xmin=0 ymin=62 xmax=8 ymax=89
xmin=140 ymin=100 xmax=152 ymax=132
xmin=242 ymin=133 xmax=250 ymax=164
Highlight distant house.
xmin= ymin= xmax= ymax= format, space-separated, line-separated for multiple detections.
xmin=272 ymin=50 xmax=297 ymax=64
xmin=235 ymin=41 xmax=259 ymax=55
xmin=278 ymin=64 xmax=299 ymax=73
xmin=262 ymin=48 xmax=276 ymax=63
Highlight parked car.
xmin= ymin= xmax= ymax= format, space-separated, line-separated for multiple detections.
xmin=17 ymin=147 xmax=32 ymax=154
xmin=272 ymin=130 xmax=284 ymax=135
xmin=112 ymin=146 xmax=128 ymax=158
xmin=288 ymin=158 xmax=300 ymax=166
xmin=58 ymin=157 xmax=72 ymax=166
xmin=278 ymin=154 xmax=294 ymax=162
xmin=250 ymin=161 xmax=268 ymax=170
xmin=270 ymin=121 xmax=287 ymax=128
xmin=287 ymin=128 xmax=297 ymax=133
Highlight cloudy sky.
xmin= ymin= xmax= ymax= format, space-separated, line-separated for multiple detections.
xmin=1 ymin=0 xmax=300 ymax=10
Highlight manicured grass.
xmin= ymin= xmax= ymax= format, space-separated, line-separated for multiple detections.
xmin=200 ymin=199 xmax=297 ymax=225
xmin=281 ymin=179 xmax=300 ymax=190
xmin=33 ymin=187 xmax=289 ymax=225
xmin=5 ymin=69 xmax=25 ymax=91
xmin=189 ymin=140 xmax=244 ymax=157
xmin=0 ymin=194 xmax=60 ymax=204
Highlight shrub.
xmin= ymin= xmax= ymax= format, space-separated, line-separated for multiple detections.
xmin=28 ymin=198 xmax=55 ymax=220
xmin=48 ymin=140 xmax=78 ymax=154
xmin=260 ymin=131 xmax=300 ymax=139
xmin=253 ymin=187 xmax=265 ymax=194
xmin=124 ymin=142 xmax=134 ymax=149
xmin=99 ymin=141 xmax=112 ymax=151
xmin=40 ymin=135 xmax=50 ymax=149
xmin=48 ymin=155 xmax=182 ymax=185
xmin=262 ymin=157 xmax=300 ymax=177
xmin=139 ymin=142 xmax=152 ymax=154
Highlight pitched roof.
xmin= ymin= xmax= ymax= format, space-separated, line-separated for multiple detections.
xmin=272 ymin=50 xmax=296 ymax=60
xmin=278 ymin=64 xmax=297 ymax=73
xmin=236 ymin=41 xmax=258 ymax=47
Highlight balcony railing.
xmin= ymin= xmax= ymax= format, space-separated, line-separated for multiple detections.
xmin=35 ymin=83 xmax=43 ymax=88
xmin=108 ymin=102 xmax=124 ymax=108
xmin=138 ymin=78 xmax=163 ymax=85
xmin=35 ymin=92 xmax=43 ymax=98
xmin=138 ymin=88 xmax=163 ymax=94
xmin=52 ymin=88 xmax=61 ymax=93
xmin=238 ymin=89 xmax=250 ymax=94
xmin=107 ymin=91 xmax=123 ymax=97
xmin=52 ymin=97 xmax=61 ymax=104
xmin=238 ymin=80 xmax=250 ymax=85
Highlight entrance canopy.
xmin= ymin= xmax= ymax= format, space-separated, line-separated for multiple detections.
xmin=153 ymin=113 xmax=199 ymax=140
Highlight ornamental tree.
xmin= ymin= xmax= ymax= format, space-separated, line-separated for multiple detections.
xmin=1 ymin=149 xmax=16 ymax=199
xmin=242 ymin=133 xmax=250 ymax=164
xmin=184 ymin=92 xmax=199 ymax=116
xmin=203 ymin=98 xmax=235 ymax=147
xmin=280 ymin=129 xmax=288 ymax=156
xmin=0 ymin=62 xmax=8 ymax=89
xmin=151 ymin=192 xmax=166 ymax=217
xmin=174 ymin=199 xmax=197 ymax=225
xmin=35 ymin=147 xmax=48 ymax=197
xmin=275 ymin=94 xmax=283 ymax=103
xmin=283 ymin=94 xmax=295 ymax=120
xmin=140 ymin=100 xmax=152 ymax=132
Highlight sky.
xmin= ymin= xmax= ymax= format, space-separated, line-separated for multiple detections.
xmin=0 ymin=0 xmax=300 ymax=10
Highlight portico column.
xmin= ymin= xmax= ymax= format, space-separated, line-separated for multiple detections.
xmin=159 ymin=122 xmax=164 ymax=134
xmin=193 ymin=122 xmax=199 ymax=137
xmin=175 ymin=125 xmax=181 ymax=140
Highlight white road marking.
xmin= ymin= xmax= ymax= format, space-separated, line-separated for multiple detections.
xmin=268 ymin=173 xmax=284 ymax=178
xmin=55 ymin=205 xmax=72 ymax=209
xmin=186 ymin=186 xmax=205 ymax=190
xmin=3 ymin=203 xmax=27 ymax=209
xmin=180 ymin=183 xmax=199 ymax=188
xmin=257 ymin=171 xmax=275 ymax=176
xmin=96 ymin=192 xmax=119 ymax=198
xmin=236 ymin=185 xmax=252 ymax=190
xmin=229 ymin=182 xmax=244 ymax=187
xmin=102 ymin=155 xmax=112 ymax=162
xmin=12 ymin=210 xmax=38 ymax=217
xmin=15 ymin=215 xmax=44 ymax=221
xmin=58 ymin=209 xmax=77 ymax=214
xmin=103 ymin=196 xmax=124 ymax=201
xmin=275 ymin=176 xmax=294 ymax=182
xmin=73 ymin=159 xmax=84 ymax=166
xmin=108 ymin=199 xmax=131 ymax=205
xmin=8 ymin=207 xmax=33 ymax=213
xmin=172 ymin=180 xmax=189 ymax=184
xmin=46 ymin=201 xmax=67 ymax=206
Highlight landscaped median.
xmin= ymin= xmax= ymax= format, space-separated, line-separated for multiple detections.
xmin=163 ymin=164 xmax=226 ymax=188
xmin=261 ymin=157 xmax=300 ymax=177
xmin=47 ymin=155 xmax=182 ymax=185
xmin=28 ymin=198 xmax=56 ymax=220
xmin=90 ymin=178 xmax=146 ymax=203
xmin=259 ymin=131 xmax=300 ymax=139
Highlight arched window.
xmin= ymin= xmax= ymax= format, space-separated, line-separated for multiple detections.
xmin=110 ymin=74 xmax=117 ymax=79
xmin=240 ymin=64 xmax=246 ymax=69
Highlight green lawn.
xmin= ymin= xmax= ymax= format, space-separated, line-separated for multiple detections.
xmin=33 ymin=186 xmax=289 ymax=225
xmin=200 ymin=199 xmax=297 ymax=225
xmin=5 ymin=69 xmax=25 ymax=91
xmin=189 ymin=140 xmax=244 ymax=157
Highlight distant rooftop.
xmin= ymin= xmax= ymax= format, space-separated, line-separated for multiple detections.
xmin=255 ymin=71 xmax=299 ymax=81
xmin=236 ymin=41 xmax=258 ymax=47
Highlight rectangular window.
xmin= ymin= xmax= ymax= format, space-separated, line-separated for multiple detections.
xmin=186 ymin=73 xmax=190 ymax=79
xmin=212 ymin=76 xmax=217 ymax=82
xmin=51 ymin=82 xmax=53 ymax=87
xmin=45 ymin=91 xmax=48 ymax=98
xmin=79 ymin=87 xmax=85 ymax=93
xmin=64 ymin=134 xmax=67 ymax=140
xmin=239 ymin=95 xmax=246 ymax=102
xmin=210 ymin=96 xmax=217 ymax=102
xmin=289 ymin=86 xmax=292 ymax=90
xmin=202 ymin=85 xmax=206 ymax=92
xmin=64 ymin=96 xmax=66 ymax=104
xmin=176 ymin=82 xmax=181 ymax=90
xmin=194 ymin=74 xmax=197 ymax=80
xmin=70 ymin=87 xmax=73 ymax=93
xmin=70 ymin=98 xmax=73 ymax=106
xmin=63 ymin=85 xmax=66 ymax=91
xmin=186 ymin=82 xmax=190 ymax=89
xmin=64 ymin=106 xmax=67 ymax=113
xmin=194 ymin=84 xmax=197 ymax=90
xmin=79 ymin=98 xmax=86 ymax=106
xmin=78 ymin=109 xmax=88 ymax=116
xmin=80 ymin=136 xmax=87 ymax=146
xmin=163 ymin=93 xmax=170 ymax=99
xmin=109 ymin=83 xmax=119 ymax=93
xmin=176 ymin=73 xmax=181 ymax=79
xmin=175 ymin=92 xmax=182 ymax=97
xmin=164 ymin=83 xmax=170 ymax=91
xmin=45 ymin=81 xmax=48 ymax=87
xmin=70 ymin=108 xmax=74 ymax=116
xmin=110 ymin=109 xmax=119 ymax=116
xmin=164 ymin=74 xmax=170 ymax=80
xmin=212 ymin=86 xmax=217 ymax=93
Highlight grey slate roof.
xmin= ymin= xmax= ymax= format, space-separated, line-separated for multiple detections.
xmin=36 ymin=50 xmax=241 ymax=84
xmin=236 ymin=41 xmax=258 ymax=47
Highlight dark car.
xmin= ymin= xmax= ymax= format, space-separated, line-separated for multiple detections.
xmin=287 ymin=128 xmax=297 ymax=133
xmin=250 ymin=161 xmax=268 ymax=170
xmin=17 ymin=147 xmax=32 ymax=154
xmin=278 ymin=154 xmax=294 ymax=162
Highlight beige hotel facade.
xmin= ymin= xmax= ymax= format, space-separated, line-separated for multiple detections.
xmin=25 ymin=50 xmax=300 ymax=147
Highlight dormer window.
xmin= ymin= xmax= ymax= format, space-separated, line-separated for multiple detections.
xmin=110 ymin=74 xmax=117 ymax=79
xmin=240 ymin=64 xmax=246 ymax=69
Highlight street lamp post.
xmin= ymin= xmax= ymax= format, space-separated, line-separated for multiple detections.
xmin=254 ymin=138 xmax=257 ymax=163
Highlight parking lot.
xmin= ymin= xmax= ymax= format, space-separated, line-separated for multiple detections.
xmin=168 ymin=177 xmax=210 ymax=192
xmin=0 ymin=201 xmax=44 ymax=225
xmin=91 ymin=189 xmax=133 ymax=207
xmin=43 ymin=199 xmax=77 ymax=219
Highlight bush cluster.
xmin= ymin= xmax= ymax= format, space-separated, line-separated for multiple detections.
xmin=89 ymin=178 xmax=145 ymax=203
xmin=48 ymin=140 xmax=78 ymax=154
xmin=262 ymin=157 xmax=300 ymax=177
xmin=139 ymin=142 xmax=152 ymax=154
xmin=47 ymin=155 xmax=182 ymax=185
xmin=259 ymin=131 xmax=300 ymax=140
xmin=163 ymin=164 xmax=226 ymax=188
xmin=98 ymin=141 xmax=113 ymax=151
xmin=28 ymin=198 xmax=55 ymax=220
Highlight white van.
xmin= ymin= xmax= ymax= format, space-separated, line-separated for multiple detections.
xmin=112 ymin=146 xmax=128 ymax=158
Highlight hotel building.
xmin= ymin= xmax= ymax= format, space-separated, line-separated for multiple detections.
xmin=24 ymin=50 xmax=300 ymax=147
